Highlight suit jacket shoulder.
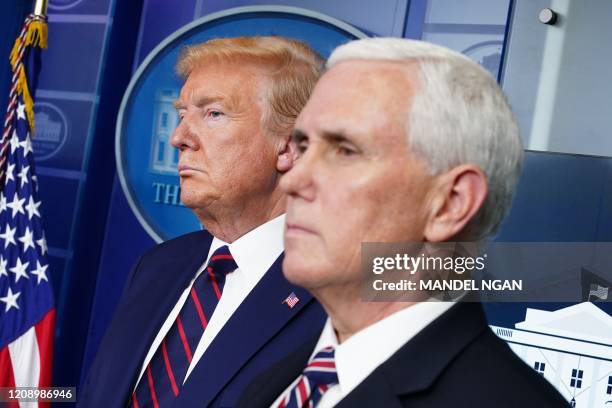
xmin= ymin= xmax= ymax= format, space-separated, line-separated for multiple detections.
xmin=337 ymin=302 xmax=569 ymax=408
xmin=123 ymin=230 xmax=213 ymax=295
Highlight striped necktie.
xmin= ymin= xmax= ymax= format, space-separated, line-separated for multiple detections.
xmin=131 ymin=245 xmax=237 ymax=408
xmin=278 ymin=346 xmax=338 ymax=408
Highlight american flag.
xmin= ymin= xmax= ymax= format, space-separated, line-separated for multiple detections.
xmin=0 ymin=14 xmax=54 ymax=407
xmin=282 ymin=292 xmax=300 ymax=309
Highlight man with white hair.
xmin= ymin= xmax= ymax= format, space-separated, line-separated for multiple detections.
xmin=237 ymin=38 xmax=568 ymax=407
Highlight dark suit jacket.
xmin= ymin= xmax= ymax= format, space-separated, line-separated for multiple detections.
xmin=238 ymin=302 xmax=569 ymax=408
xmin=78 ymin=230 xmax=326 ymax=408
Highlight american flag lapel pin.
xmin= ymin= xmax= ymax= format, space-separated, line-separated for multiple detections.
xmin=282 ymin=292 xmax=300 ymax=309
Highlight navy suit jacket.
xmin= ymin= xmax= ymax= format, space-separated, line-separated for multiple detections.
xmin=238 ymin=302 xmax=568 ymax=408
xmin=78 ymin=230 xmax=326 ymax=408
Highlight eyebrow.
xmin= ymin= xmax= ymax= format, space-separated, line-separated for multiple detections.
xmin=291 ymin=129 xmax=352 ymax=144
xmin=320 ymin=130 xmax=351 ymax=144
xmin=173 ymin=93 xmax=226 ymax=110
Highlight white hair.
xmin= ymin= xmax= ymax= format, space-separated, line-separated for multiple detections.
xmin=328 ymin=38 xmax=523 ymax=240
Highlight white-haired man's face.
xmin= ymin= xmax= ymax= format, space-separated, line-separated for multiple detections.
xmin=280 ymin=60 xmax=435 ymax=292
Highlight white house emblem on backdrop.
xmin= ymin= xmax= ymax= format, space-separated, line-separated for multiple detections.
xmin=32 ymin=102 xmax=68 ymax=161
xmin=150 ymin=89 xmax=179 ymax=175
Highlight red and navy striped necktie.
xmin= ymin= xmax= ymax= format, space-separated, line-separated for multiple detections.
xmin=131 ymin=245 xmax=237 ymax=408
xmin=278 ymin=346 xmax=338 ymax=408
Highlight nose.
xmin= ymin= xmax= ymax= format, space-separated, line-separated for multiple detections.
xmin=170 ymin=118 xmax=199 ymax=151
xmin=280 ymin=149 xmax=317 ymax=202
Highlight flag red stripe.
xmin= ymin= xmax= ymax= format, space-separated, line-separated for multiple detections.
xmin=35 ymin=309 xmax=55 ymax=384
xmin=0 ymin=347 xmax=19 ymax=408
xmin=0 ymin=346 xmax=16 ymax=386
xmin=176 ymin=316 xmax=193 ymax=363
xmin=161 ymin=340 xmax=179 ymax=396
xmin=190 ymin=288 xmax=208 ymax=329
xmin=132 ymin=393 xmax=139 ymax=408
xmin=34 ymin=309 xmax=55 ymax=408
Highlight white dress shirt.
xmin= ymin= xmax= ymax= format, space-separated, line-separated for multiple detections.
xmin=134 ymin=214 xmax=285 ymax=389
xmin=272 ymin=301 xmax=457 ymax=408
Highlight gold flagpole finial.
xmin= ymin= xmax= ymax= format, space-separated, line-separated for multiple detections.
xmin=33 ymin=0 xmax=49 ymax=19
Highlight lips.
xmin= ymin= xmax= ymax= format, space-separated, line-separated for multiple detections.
xmin=285 ymin=221 xmax=316 ymax=235
xmin=178 ymin=164 xmax=200 ymax=172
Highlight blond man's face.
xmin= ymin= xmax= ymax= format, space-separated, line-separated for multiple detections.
xmin=171 ymin=62 xmax=279 ymax=215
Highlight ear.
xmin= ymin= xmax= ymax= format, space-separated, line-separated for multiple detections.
xmin=424 ymin=165 xmax=488 ymax=242
xmin=276 ymin=134 xmax=299 ymax=173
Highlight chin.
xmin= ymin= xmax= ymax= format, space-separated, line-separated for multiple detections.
xmin=179 ymin=195 xmax=197 ymax=209
xmin=282 ymin=255 xmax=322 ymax=290
xmin=179 ymin=190 xmax=214 ymax=210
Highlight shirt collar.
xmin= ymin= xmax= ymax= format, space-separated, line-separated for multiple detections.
xmin=312 ymin=301 xmax=457 ymax=398
xmin=206 ymin=214 xmax=285 ymax=283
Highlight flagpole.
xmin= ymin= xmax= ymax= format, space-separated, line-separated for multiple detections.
xmin=33 ymin=0 xmax=49 ymax=18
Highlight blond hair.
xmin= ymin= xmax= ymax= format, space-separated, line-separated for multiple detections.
xmin=176 ymin=36 xmax=324 ymax=136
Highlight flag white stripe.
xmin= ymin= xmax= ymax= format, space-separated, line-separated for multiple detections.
xmin=8 ymin=326 xmax=40 ymax=408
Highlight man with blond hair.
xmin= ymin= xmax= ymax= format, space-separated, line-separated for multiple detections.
xmin=79 ymin=36 xmax=327 ymax=408
xmin=238 ymin=38 xmax=568 ymax=407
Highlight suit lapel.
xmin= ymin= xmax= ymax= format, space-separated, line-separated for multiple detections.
xmin=110 ymin=231 xmax=213 ymax=405
xmin=176 ymin=254 xmax=317 ymax=407
xmin=382 ymin=302 xmax=488 ymax=396
xmin=338 ymin=302 xmax=488 ymax=406
xmin=335 ymin=369 xmax=404 ymax=408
